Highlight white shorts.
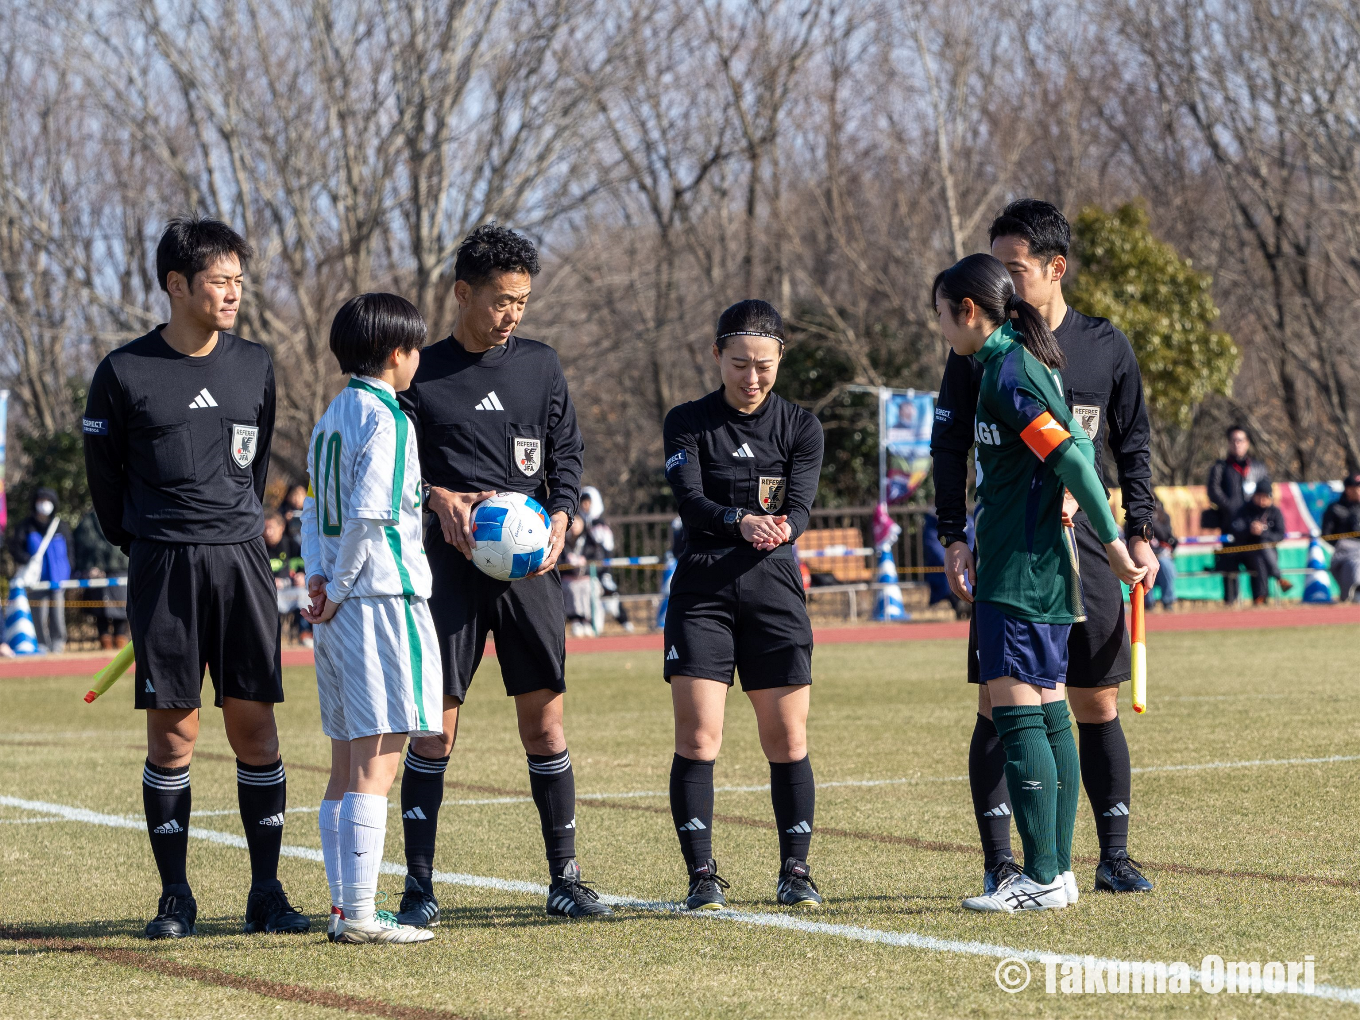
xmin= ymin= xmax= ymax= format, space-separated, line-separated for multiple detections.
xmin=314 ymin=595 xmax=444 ymax=741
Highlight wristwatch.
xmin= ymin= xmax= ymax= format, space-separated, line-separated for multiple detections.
xmin=1129 ymin=521 xmax=1154 ymax=542
xmin=938 ymin=531 xmax=968 ymax=550
xmin=723 ymin=507 xmax=750 ymax=536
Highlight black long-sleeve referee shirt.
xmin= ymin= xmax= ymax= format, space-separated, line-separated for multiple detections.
xmin=930 ymin=307 xmax=1155 ymax=541
xmin=663 ymin=389 xmax=824 ymax=555
xmin=83 ymin=327 xmax=276 ymax=547
xmin=399 ymin=333 xmax=584 ymax=520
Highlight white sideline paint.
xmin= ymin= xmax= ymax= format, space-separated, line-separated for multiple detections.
xmin=1132 ymin=754 xmax=1360 ymax=775
xmin=3 ymin=793 xmax=1358 ymax=1005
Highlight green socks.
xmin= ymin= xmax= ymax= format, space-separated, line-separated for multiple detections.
xmin=1043 ymin=701 xmax=1080 ymax=875
xmin=992 ymin=705 xmax=1059 ymax=883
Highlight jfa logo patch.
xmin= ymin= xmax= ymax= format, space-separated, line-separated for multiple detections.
xmin=758 ymin=476 xmax=787 ymax=513
xmin=974 ymin=420 xmax=1002 ymax=446
xmin=514 ymin=437 xmax=542 ymax=476
xmin=231 ymin=424 xmax=259 ymax=467
xmin=1071 ymin=404 xmax=1100 ymax=441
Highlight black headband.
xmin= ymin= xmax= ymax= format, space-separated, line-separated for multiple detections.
xmin=715 ymin=330 xmax=786 ymax=345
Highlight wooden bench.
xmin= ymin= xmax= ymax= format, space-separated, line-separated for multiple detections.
xmin=795 ymin=527 xmax=873 ymax=583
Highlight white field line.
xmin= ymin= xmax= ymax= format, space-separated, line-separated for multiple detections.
xmin=1132 ymin=755 xmax=1360 ymax=775
xmin=2 ymin=793 xmax=1358 ymax=1005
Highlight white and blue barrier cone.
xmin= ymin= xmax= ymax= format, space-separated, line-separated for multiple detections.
xmin=872 ymin=547 xmax=907 ymax=621
xmin=656 ymin=552 xmax=676 ymax=628
xmin=1303 ymin=534 xmax=1333 ymax=604
xmin=3 ymin=587 xmax=40 ymax=655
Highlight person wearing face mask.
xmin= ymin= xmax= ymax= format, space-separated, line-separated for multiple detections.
xmin=8 ymin=487 xmax=73 ymax=652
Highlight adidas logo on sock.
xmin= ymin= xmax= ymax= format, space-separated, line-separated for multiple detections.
xmin=144 ymin=679 xmax=155 ymax=693
xmin=677 ymin=817 xmax=707 ymax=831
xmin=564 ymin=818 xmax=576 ymax=830
xmin=982 ymin=804 xmax=1012 ymax=818
xmin=152 ymin=819 xmax=183 ymax=834
xmin=403 ymin=806 xmax=427 ymax=820
xmin=258 ymin=812 xmax=285 ymax=827
xmin=666 ymin=646 xmax=680 ymax=661
xmin=784 ymin=820 xmax=812 ymax=834
xmin=732 ymin=443 xmax=754 ymax=458
xmin=474 ymin=390 xmax=505 ymax=411
xmin=188 ymin=387 xmax=218 ymax=409
xmin=1103 ymin=802 xmax=1130 ymax=817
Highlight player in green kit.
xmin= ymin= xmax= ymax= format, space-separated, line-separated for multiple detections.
xmin=930 ymin=254 xmax=1146 ymax=911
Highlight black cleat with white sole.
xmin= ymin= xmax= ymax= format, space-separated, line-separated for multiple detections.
xmin=684 ymin=859 xmax=730 ymax=911
xmin=145 ymin=886 xmax=197 ymax=939
xmin=396 ymin=874 xmax=441 ymax=927
xmin=546 ymin=859 xmax=613 ymax=918
xmin=242 ymin=880 xmax=311 ymax=934
xmin=982 ymin=857 xmax=1024 ymax=896
xmin=1094 ymin=852 xmax=1153 ymax=893
xmin=776 ymin=857 xmax=823 ymax=908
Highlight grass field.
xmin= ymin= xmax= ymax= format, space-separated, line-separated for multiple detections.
xmin=2 ymin=623 xmax=1358 ymax=1019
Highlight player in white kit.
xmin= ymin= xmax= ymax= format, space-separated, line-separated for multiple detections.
xmin=301 ymin=293 xmax=443 ymax=944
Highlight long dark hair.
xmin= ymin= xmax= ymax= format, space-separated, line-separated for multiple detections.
xmin=931 ymin=253 xmax=1064 ymax=369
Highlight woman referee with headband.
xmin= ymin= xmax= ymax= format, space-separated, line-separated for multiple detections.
xmin=661 ymin=299 xmax=826 ymax=911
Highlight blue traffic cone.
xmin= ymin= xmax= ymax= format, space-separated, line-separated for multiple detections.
xmin=873 ymin=547 xmax=907 ymax=621
xmin=1303 ymin=535 xmax=1333 ymax=603
xmin=656 ymin=553 xmax=676 ymax=628
xmin=4 ymin=587 xmax=40 ymax=655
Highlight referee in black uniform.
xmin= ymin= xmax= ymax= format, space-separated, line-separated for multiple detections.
xmin=393 ymin=225 xmax=610 ymax=922
xmin=663 ymin=299 xmax=826 ymax=911
xmin=83 ymin=218 xmax=308 ymax=939
xmin=931 ymin=200 xmax=1157 ymax=896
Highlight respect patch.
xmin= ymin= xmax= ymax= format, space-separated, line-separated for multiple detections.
xmin=82 ymin=418 xmax=109 ymax=435
xmin=665 ymin=449 xmax=687 ymax=473
xmin=934 ymin=407 xmax=953 ymax=422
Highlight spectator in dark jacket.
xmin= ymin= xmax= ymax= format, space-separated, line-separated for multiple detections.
xmin=1322 ymin=471 xmax=1360 ymax=602
xmin=278 ymin=484 xmax=308 ymax=555
xmin=1207 ymin=426 xmax=1271 ymax=604
xmin=73 ymin=510 xmax=130 ymax=648
xmin=1144 ymin=500 xmax=1178 ymax=610
xmin=1230 ymin=479 xmax=1291 ymax=604
xmin=7 ymin=487 xmax=73 ymax=652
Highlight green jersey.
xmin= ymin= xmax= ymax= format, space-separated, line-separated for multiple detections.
xmin=973 ymin=323 xmax=1120 ymax=623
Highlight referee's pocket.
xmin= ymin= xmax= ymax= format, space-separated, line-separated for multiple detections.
xmin=131 ymin=421 xmax=195 ymax=487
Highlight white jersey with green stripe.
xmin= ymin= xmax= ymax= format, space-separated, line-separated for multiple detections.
xmin=301 ymin=376 xmax=431 ymax=601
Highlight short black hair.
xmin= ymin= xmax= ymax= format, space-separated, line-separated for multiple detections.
xmin=453 ymin=224 xmax=541 ymax=288
xmin=329 ymin=292 xmax=427 ymax=376
xmin=156 ymin=217 xmax=254 ymax=292
xmin=715 ymin=299 xmax=785 ymax=350
xmin=988 ymin=199 xmax=1070 ymax=265
xmin=1226 ymin=424 xmax=1250 ymax=440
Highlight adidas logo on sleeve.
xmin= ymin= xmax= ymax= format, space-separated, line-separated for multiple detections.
xmin=188 ymin=387 xmax=218 ymax=409
xmin=474 ymin=390 xmax=505 ymax=411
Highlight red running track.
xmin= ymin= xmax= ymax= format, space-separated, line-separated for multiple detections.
xmin=6 ymin=603 xmax=1358 ymax=680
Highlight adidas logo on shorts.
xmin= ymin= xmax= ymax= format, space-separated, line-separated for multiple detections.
xmin=982 ymin=804 xmax=1012 ymax=818
xmin=784 ymin=820 xmax=812 ymax=834
xmin=258 ymin=812 xmax=285 ymax=827
xmin=1103 ymin=802 xmax=1130 ymax=817
xmin=666 ymin=646 xmax=680 ymax=661
xmin=152 ymin=819 xmax=183 ymax=835
xmin=144 ymin=679 xmax=155 ymax=693
xmin=403 ymin=806 xmax=427 ymax=821
xmin=677 ymin=817 xmax=707 ymax=832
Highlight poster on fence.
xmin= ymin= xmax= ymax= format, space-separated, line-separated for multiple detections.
xmin=0 ymin=389 xmax=8 ymax=534
xmin=878 ymin=388 xmax=935 ymax=505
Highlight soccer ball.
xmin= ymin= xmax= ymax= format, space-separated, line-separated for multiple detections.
xmin=470 ymin=492 xmax=553 ymax=581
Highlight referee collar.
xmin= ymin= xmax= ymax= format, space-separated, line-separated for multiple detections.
xmin=711 ymin=386 xmax=777 ymax=421
xmin=974 ymin=321 xmax=1020 ymax=365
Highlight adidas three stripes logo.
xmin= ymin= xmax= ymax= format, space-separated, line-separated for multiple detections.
xmin=982 ymin=804 xmax=1012 ymax=818
xmin=1102 ymin=802 xmax=1130 ymax=817
xmin=732 ymin=443 xmax=755 ymax=458
xmin=403 ymin=806 xmax=428 ymax=820
xmin=188 ymin=387 xmax=218 ymax=409
xmin=474 ymin=390 xmax=505 ymax=411
xmin=677 ymin=817 xmax=707 ymax=832
xmin=784 ymin=820 xmax=812 ymax=834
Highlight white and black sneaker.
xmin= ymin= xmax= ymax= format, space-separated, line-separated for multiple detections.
xmin=982 ymin=857 xmax=1023 ymax=896
xmin=962 ymin=872 xmax=1068 ymax=912
xmin=684 ymin=858 xmax=730 ymax=911
xmin=1062 ymin=870 xmax=1079 ymax=904
xmin=775 ymin=857 xmax=823 ymax=909
xmin=395 ymin=875 xmax=440 ymax=927
xmin=546 ymin=859 xmax=613 ymax=918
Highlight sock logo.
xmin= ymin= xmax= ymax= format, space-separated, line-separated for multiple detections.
xmin=564 ymin=817 xmax=576 ymax=830
xmin=665 ymin=646 xmax=680 ymax=661
xmin=1020 ymin=780 xmax=1043 ymax=791
xmin=152 ymin=819 xmax=183 ymax=834
xmin=981 ymin=804 xmax=1012 ymax=818
xmin=258 ymin=812 xmax=285 ymax=827
xmin=403 ymin=806 xmax=427 ymax=820
xmin=352 ymin=850 xmax=367 ymax=857
xmin=677 ymin=817 xmax=707 ymax=832
xmin=784 ymin=820 xmax=812 ymax=834
xmin=1102 ymin=802 xmax=1130 ymax=817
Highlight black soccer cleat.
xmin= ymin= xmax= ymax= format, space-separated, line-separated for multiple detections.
xmin=775 ymin=857 xmax=823 ymax=908
xmin=145 ymin=886 xmax=197 ymax=939
xmin=1094 ymin=852 xmax=1154 ymax=893
xmin=395 ymin=874 xmax=441 ymax=928
xmin=242 ymin=880 xmax=312 ymax=934
xmin=684 ymin=858 xmax=731 ymax=911
xmin=982 ymin=857 xmax=1024 ymax=896
xmin=546 ymin=859 xmax=613 ymax=918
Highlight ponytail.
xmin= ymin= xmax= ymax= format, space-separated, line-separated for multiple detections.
xmin=932 ymin=253 xmax=1065 ymax=370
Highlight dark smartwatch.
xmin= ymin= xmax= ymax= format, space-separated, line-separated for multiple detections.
xmin=938 ymin=531 xmax=968 ymax=550
xmin=723 ymin=507 xmax=750 ymax=536
xmin=1129 ymin=521 xmax=1154 ymax=542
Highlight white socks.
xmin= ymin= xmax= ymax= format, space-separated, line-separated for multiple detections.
xmin=318 ymin=799 xmax=342 ymax=909
xmin=340 ymin=792 xmax=388 ymax=921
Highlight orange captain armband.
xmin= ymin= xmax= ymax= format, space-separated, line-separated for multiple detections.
xmin=1019 ymin=411 xmax=1071 ymax=461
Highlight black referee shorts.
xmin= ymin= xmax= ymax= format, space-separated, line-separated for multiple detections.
xmin=426 ymin=532 xmax=566 ymax=702
xmin=663 ymin=550 xmax=813 ymax=692
xmin=128 ymin=538 xmax=284 ymax=710
xmin=967 ymin=514 xmax=1129 ymax=688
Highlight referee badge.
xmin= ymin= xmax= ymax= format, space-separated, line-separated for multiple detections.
xmin=759 ymin=476 xmax=787 ymax=513
xmin=1072 ymin=404 xmax=1101 ymax=441
xmin=231 ymin=424 xmax=260 ymax=467
xmin=514 ymin=436 xmax=542 ymax=476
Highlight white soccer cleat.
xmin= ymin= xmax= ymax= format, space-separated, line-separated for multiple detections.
xmin=335 ymin=910 xmax=434 ymax=944
xmin=962 ymin=873 xmax=1068 ymax=912
xmin=1062 ymin=870 xmax=1079 ymax=904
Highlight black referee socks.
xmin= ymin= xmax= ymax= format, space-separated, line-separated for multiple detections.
xmin=401 ymin=749 xmax=449 ymax=890
xmin=143 ymin=760 xmax=190 ymax=892
xmin=236 ymin=758 xmax=286 ymax=887
xmin=770 ymin=756 xmax=815 ymax=863
xmin=669 ymin=754 xmax=715 ymax=870
xmin=527 ymin=750 xmax=576 ymax=877
xmin=967 ymin=714 xmax=1014 ymax=869
xmin=1078 ymin=717 xmax=1133 ymax=857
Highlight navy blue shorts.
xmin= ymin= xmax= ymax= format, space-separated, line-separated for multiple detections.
xmin=972 ymin=601 xmax=1071 ymax=690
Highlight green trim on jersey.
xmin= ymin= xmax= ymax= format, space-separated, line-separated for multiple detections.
xmin=401 ymin=598 xmax=427 ymax=731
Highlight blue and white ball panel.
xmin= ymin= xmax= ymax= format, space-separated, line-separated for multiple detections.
xmin=470 ymin=491 xmax=553 ymax=582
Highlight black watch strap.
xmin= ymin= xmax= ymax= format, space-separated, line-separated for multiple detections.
xmin=938 ymin=531 xmax=968 ymax=549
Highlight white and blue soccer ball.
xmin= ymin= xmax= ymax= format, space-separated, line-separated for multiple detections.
xmin=470 ymin=491 xmax=553 ymax=581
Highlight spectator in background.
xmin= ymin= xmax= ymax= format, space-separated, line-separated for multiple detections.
xmin=1230 ymin=479 xmax=1291 ymax=604
xmin=578 ymin=487 xmax=631 ymax=632
xmin=8 ymin=488 xmax=72 ymax=652
xmin=1322 ymin=471 xmax=1360 ymax=602
xmin=1145 ymin=500 xmax=1178 ymax=611
xmin=263 ymin=510 xmax=309 ymax=646
xmin=73 ymin=510 xmax=130 ymax=649
xmin=1207 ymin=425 xmax=1270 ymax=604
xmin=279 ymin=483 xmax=308 ymax=553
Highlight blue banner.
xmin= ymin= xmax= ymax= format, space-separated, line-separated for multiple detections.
xmin=880 ymin=389 xmax=935 ymax=504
